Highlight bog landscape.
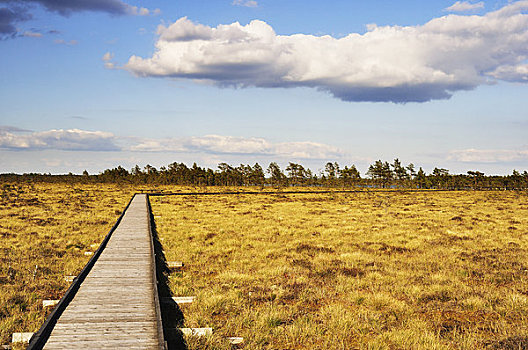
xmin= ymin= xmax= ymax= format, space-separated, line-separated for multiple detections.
xmin=1 ymin=168 xmax=527 ymax=349
xmin=3 ymin=0 xmax=528 ymax=349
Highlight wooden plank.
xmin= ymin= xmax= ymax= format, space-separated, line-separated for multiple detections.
xmin=227 ymin=337 xmax=244 ymax=345
xmin=12 ymin=333 xmax=34 ymax=343
xmin=179 ymin=328 xmax=213 ymax=337
xmin=41 ymin=194 xmax=163 ymax=349
xmin=42 ymin=300 xmax=59 ymax=308
xmin=167 ymin=261 xmax=183 ymax=269
xmin=161 ymin=296 xmax=195 ymax=305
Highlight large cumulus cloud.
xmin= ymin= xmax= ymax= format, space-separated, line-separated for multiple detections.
xmin=125 ymin=1 xmax=528 ymax=103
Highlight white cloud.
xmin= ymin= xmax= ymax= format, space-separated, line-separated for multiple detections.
xmin=187 ymin=135 xmax=270 ymax=154
xmin=102 ymin=52 xmax=114 ymax=61
xmin=124 ymin=1 xmax=528 ymax=103
xmin=448 ymin=148 xmax=528 ymax=163
xmin=129 ymin=138 xmax=186 ymax=152
xmin=128 ymin=6 xmax=144 ymax=16
xmin=488 ymin=64 xmax=528 ymax=82
xmin=156 ymin=17 xmax=213 ymax=42
xmin=232 ymin=0 xmax=258 ymax=8
xmin=274 ymin=142 xmax=343 ymax=159
xmin=102 ymin=51 xmax=116 ymax=69
xmin=0 ymin=127 xmax=343 ymax=159
xmin=128 ymin=5 xmax=160 ymax=16
xmin=0 ymin=128 xmax=119 ymax=151
xmin=444 ymin=1 xmax=484 ymax=12
xmin=130 ymin=134 xmax=343 ymax=159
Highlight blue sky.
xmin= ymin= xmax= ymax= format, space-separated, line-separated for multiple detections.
xmin=1 ymin=0 xmax=527 ymax=175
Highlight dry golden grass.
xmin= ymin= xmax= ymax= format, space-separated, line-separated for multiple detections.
xmin=2 ymin=183 xmax=527 ymax=349
xmin=0 ymin=182 xmax=136 ymax=346
xmin=151 ymin=190 xmax=528 ymax=349
xmin=0 ymin=182 xmax=230 ymax=347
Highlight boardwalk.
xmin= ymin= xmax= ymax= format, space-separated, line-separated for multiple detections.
xmin=40 ymin=194 xmax=164 ymax=349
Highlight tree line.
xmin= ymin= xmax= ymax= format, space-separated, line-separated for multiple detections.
xmin=2 ymin=159 xmax=528 ymax=190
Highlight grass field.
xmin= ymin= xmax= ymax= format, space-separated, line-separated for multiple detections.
xmin=0 ymin=182 xmax=241 ymax=347
xmin=1 ymin=184 xmax=527 ymax=349
xmin=151 ymin=190 xmax=528 ymax=349
xmin=0 ymin=182 xmax=136 ymax=346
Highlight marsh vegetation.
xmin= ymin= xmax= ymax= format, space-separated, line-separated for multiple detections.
xmin=151 ymin=190 xmax=528 ymax=349
xmin=0 ymin=182 xmax=135 ymax=346
xmin=1 ymin=182 xmax=527 ymax=349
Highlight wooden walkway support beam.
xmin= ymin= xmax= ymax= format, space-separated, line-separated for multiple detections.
xmin=12 ymin=333 xmax=34 ymax=344
xmin=161 ymin=296 xmax=195 ymax=305
xmin=179 ymin=328 xmax=212 ymax=337
xmin=167 ymin=261 xmax=184 ymax=270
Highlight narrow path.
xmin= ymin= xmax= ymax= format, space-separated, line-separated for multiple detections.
xmin=41 ymin=194 xmax=164 ymax=349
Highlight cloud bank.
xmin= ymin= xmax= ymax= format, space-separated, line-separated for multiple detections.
xmin=131 ymin=135 xmax=344 ymax=159
xmin=448 ymin=148 xmax=528 ymax=163
xmin=0 ymin=128 xmax=342 ymax=159
xmin=0 ymin=128 xmax=119 ymax=151
xmin=125 ymin=2 xmax=528 ymax=103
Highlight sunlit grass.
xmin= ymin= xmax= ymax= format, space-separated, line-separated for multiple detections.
xmin=0 ymin=182 xmax=247 ymax=347
xmin=0 ymin=182 xmax=136 ymax=346
xmin=151 ymin=190 xmax=528 ymax=349
xmin=2 ymin=183 xmax=527 ymax=349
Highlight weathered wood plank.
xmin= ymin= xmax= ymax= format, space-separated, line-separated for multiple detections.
xmin=42 ymin=194 xmax=163 ymax=349
xmin=12 ymin=333 xmax=34 ymax=343
xmin=161 ymin=296 xmax=195 ymax=305
xmin=167 ymin=261 xmax=184 ymax=269
xmin=179 ymin=328 xmax=213 ymax=337
xmin=227 ymin=337 xmax=244 ymax=345
xmin=42 ymin=300 xmax=59 ymax=308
